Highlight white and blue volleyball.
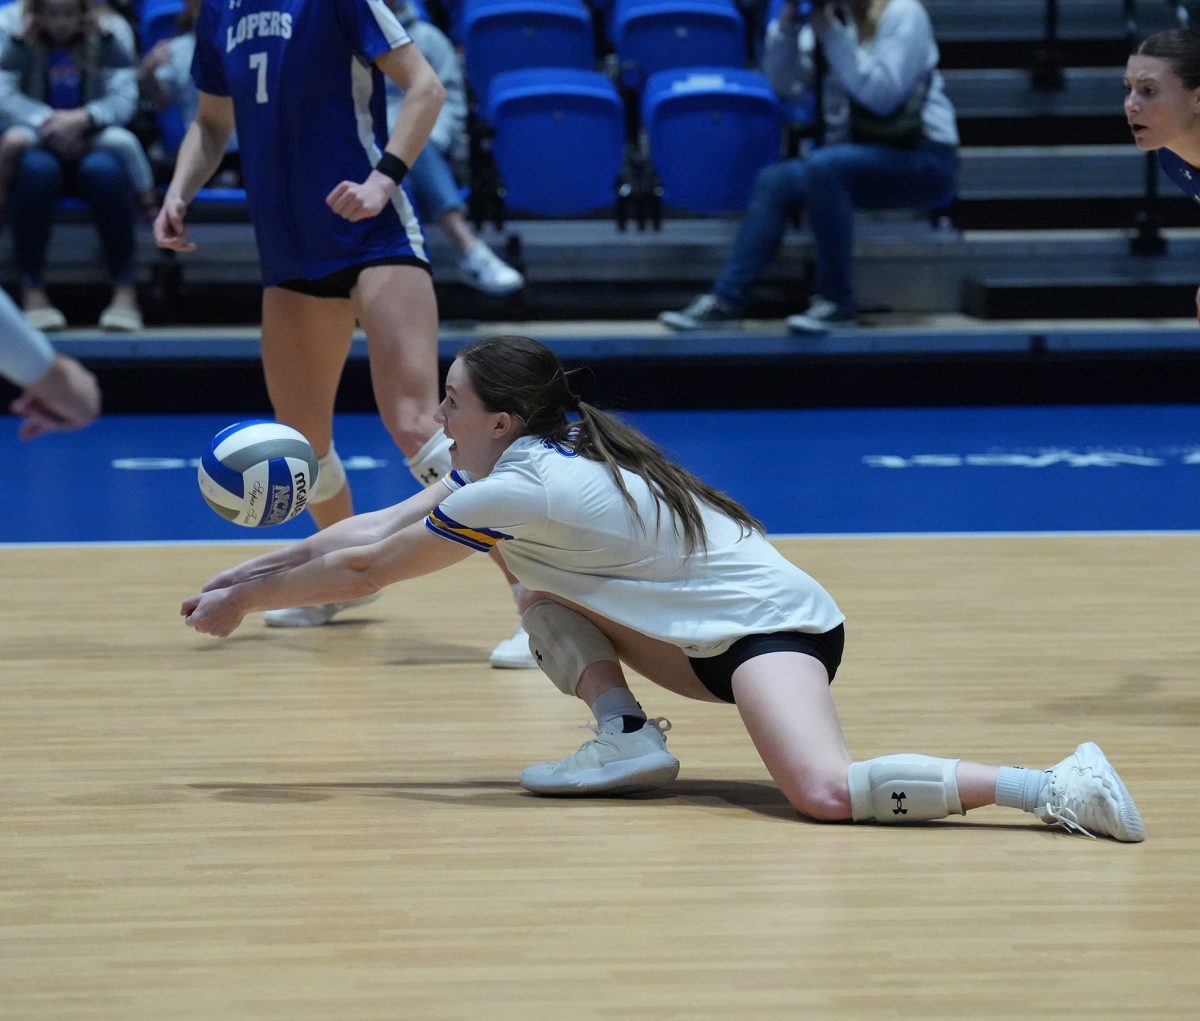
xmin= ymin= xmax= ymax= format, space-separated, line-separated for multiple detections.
xmin=198 ymin=420 xmax=319 ymax=527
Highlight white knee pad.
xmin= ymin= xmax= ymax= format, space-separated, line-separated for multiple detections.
xmin=406 ymin=429 xmax=453 ymax=487
xmin=522 ymin=600 xmax=619 ymax=695
xmin=310 ymin=444 xmax=347 ymax=504
xmin=847 ymin=754 xmax=964 ymax=823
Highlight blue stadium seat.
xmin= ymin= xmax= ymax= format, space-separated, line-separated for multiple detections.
xmin=642 ymin=67 xmax=782 ymax=213
xmin=139 ymin=0 xmax=186 ymax=50
xmin=484 ymin=68 xmax=625 ymax=216
xmin=461 ymin=0 xmax=596 ymax=100
xmin=156 ymin=104 xmax=188 ymax=159
xmin=612 ymin=0 xmax=746 ymax=89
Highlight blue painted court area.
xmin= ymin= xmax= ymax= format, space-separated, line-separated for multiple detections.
xmin=2 ymin=405 xmax=1198 ymax=543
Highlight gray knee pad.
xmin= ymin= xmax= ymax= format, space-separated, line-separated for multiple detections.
xmin=847 ymin=754 xmax=964 ymax=823
xmin=521 ymin=600 xmax=618 ymax=695
xmin=310 ymin=444 xmax=347 ymax=504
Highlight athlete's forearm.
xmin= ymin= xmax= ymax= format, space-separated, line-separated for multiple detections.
xmin=384 ymin=73 xmax=446 ymax=167
xmin=267 ymin=488 xmax=445 ymax=572
xmin=376 ymin=44 xmax=446 ymax=168
xmin=229 ymin=546 xmax=381 ymax=616
xmin=165 ymin=118 xmax=231 ymax=205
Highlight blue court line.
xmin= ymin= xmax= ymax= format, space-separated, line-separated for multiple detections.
xmin=2 ymin=405 xmax=1198 ymax=543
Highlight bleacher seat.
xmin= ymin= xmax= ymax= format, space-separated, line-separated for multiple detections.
xmin=156 ymin=105 xmax=188 ymax=159
xmin=461 ymin=0 xmax=596 ymax=100
xmin=642 ymin=67 xmax=781 ymax=213
xmin=484 ymin=68 xmax=626 ymax=216
xmin=139 ymin=0 xmax=185 ymax=50
xmin=612 ymin=0 xmax=746 ymax=89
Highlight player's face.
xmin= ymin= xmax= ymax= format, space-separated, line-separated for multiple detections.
xmin=435 ymin=358 xmax=512 ymax=475
xmin=1124 ymin=55 xmax=1200 ymax=151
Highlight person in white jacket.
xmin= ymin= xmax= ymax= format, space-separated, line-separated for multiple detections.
xmin=0 ymin=0 xmax=147 ymax=331
xmin=661 ymin=0 xmax=958 ymax=335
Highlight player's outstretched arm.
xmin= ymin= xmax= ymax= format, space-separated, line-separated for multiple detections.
xmin=197 ymin=484 xmax=446 ymax=595
xmin=182 ymin=520 xmax=472 ymax=638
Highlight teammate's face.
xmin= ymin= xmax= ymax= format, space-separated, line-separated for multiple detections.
xmin=434 ymin=358 xmax=514 ymax=475
xmin=1124 ymin=55 xmax=1200 ymax=151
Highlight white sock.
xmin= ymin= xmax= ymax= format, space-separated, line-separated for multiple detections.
xmin=995 ymin=766 xmax=1048 ymax=814
xmin=590 ymin=689 xmax=645 ymax=732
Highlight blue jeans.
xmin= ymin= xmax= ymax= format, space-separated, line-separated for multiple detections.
xmin=9 ymin=146 xmax=136 ymax=287
xmin=405 ymin=144 xmax=464 ymax=225
xmin=713 ymin=140 xmax=958 ymax=314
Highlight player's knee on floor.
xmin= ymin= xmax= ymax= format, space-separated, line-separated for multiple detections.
xmin=521 ymin=599 xmax=618 ymax=695
xmin=847 ymin=754 xmax=964 ymax=823
xmin=310 ymin=444 xmax=347 ymax=504
xmin=780 ymin=771 xmax=853 ymax=822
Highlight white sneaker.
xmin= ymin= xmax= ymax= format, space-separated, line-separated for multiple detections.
xmin=458 ymin=240 xmax=524 ymax=295
xmin=1035 ymin=742 xmax=1146 ymax=842
xmin=520 ymin=718 xmax=680 ymax=795
xmin=489 ymin=624 xmax=539 ymax=669
xmin=659 ymin=293 xmax=742 ymax=331
xmin=785 ymin=296 xmax=855 ymax=335
xmin=263 ymin=593 xmax=380 ymax=628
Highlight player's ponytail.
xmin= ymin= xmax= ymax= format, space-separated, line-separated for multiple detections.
xmin=459 ymin=335 xmax=762 ymax=555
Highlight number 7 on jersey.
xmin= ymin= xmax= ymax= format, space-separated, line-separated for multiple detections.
xmin=249 ymin=51 xmax=269 ymax=104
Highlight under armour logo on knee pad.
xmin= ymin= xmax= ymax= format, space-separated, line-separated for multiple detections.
xmin=891 ymin=791 xmax=907 ymax=815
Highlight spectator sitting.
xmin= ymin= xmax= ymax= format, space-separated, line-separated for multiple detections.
xmin=0 ymin=0 xmax=146 ymax=331
xmin=1 ymin=0 xmax=155 ymax=221
xmin=659 ymin=0 xmax=958 ymax=335
xmin=385 ymin=0 xmax=523 ymax=296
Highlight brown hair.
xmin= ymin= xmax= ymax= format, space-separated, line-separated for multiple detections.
xmin=23 ymin=0 xmax=94 ymax=19
xmin=1137 ymin=29 xmax=1200 ymax=89
xmin=22 ymin=0 xmax=98 ymax=44
xmin=458 ymin=335 xmax=763 ymax=555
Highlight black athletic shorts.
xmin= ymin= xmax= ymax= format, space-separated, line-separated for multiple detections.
xmin=688 ymin=624 xmax=845 ymax=704
xmin=275 ymin=256 xmax=430 ymax=298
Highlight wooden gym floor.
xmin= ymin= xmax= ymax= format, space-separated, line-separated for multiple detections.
xmin=2 ymin=534 xmax=1195 ymax=1020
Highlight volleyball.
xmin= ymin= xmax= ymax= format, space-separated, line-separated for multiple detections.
xmin=198 ymin=420 xmax=319 ymax=527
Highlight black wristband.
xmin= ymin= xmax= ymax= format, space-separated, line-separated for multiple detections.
xmin=375 ymin=151 xmax=409 ymax=185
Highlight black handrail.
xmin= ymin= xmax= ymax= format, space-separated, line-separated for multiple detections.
xmin=1031 ymin=0 xmax=1065 ymax=90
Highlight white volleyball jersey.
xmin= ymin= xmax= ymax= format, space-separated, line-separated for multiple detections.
xmin=425 ymin=435 xmax=844 ymax=656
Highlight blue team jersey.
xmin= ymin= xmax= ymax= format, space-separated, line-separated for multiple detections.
xmin=1158 ymin=148 xmax=1200 ymax=204
xmin=192 ymin=0 xmax=427 ymax=285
